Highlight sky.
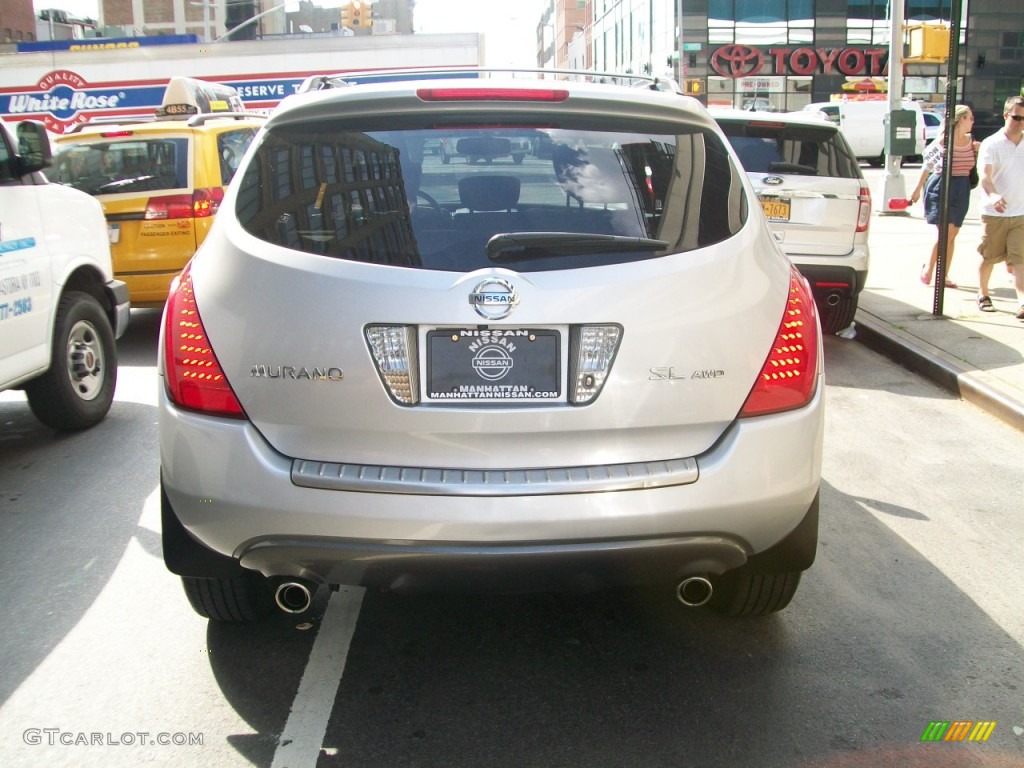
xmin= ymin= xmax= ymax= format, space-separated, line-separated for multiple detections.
xmin=35 ymin=0 xmax=548 ymax=67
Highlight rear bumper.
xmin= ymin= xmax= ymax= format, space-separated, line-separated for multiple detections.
xmin=239 ymin=534 xmax=752 ymax=593
xmin=789 ymin=243 xmax=869 ymax=297
xmin=796 ymin=263 xmax=868 ymax=298
xmin=160 ymin=379 xmax=825 ymax=590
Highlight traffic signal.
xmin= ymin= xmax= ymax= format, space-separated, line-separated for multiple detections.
xmin=684 ymin=79 xmax=703 ymax=96
xmin=341 ymin=1 xmax=372 ymax=30
xmin=905 ymin=23 xmax=950 ymax=63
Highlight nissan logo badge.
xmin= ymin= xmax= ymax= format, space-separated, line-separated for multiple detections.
xmin=469 ymin=278 xmax=519 ymax=320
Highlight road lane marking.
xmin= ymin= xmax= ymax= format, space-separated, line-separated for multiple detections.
xmin=271 ymin=586 xmax=365 ymax=768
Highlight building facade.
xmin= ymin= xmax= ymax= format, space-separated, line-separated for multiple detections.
xmin=1 ymin=0 xmax=36 ymax=46
xmin=549 ymin=0 xmax=1022 ymax=135
xmin=538 ymin=0 xmax=592 ymax=70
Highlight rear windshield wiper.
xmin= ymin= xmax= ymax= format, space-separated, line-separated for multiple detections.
xmin=486 ymin=232 xmax=669 ymax=262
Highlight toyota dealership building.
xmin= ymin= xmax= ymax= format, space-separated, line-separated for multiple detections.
xmin=573 ymin=0 xmax=1022 ymax=134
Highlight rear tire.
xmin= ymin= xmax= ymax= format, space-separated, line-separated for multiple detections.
xmin=182 ymin=573 xmax=274 ymax=622
xmin=818 ymin=294 xmax=858 ymax=335
xmin=709 ymin=570 xmax=801 ymax=616
xmin=25 ymin=291 xmax=116 ymax=431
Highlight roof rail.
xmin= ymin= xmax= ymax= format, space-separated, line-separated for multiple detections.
xmin=296 ymin=67 xmax=682 ymax=95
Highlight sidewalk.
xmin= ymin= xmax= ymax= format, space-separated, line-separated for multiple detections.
xmin=850 ymin=172 xmax=1024 ymax=433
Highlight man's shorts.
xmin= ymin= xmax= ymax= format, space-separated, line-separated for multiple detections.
xmin=978 ymin=214 xmax=1024 ymax=265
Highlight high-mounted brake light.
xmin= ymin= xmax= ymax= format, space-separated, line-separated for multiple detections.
xmin=417 ymin=87 xmax=569 ymax=102
xmin=164 ymin=262 xmax=244 ymax=418
xmin=146 ymin=188 xmax=224 ymax=220
xmin=100 ymin=130 xmax=134 ymax=138
xmin=740 ymin=269 xmax=820 ymax=417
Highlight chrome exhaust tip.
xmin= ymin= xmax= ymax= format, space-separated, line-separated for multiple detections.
xmin=676 ymin=576 xmax=713 ymax=608
xmin=274 ymin=581 xmax=313 ymax=614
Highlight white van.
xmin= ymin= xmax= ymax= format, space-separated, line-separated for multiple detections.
xmin=0 ymin=116 xmax=130 ymax=429
xmin=801 ymin=100 xmax=926 ymax=165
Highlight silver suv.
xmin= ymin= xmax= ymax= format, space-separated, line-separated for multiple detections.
xmin=713 ymin=109 xmax=871 ymax=334
xmin=159 ymin=72 xmax=824 ymax=622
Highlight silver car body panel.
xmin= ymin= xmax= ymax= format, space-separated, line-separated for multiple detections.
xmin=159 ymin=381 xmax=824 ymax=562
xmin=189 ymin=214 xmax=789 ymax=467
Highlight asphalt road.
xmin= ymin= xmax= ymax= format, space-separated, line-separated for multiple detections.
xmin=1 ymin=309 xmax=1022 ymax=768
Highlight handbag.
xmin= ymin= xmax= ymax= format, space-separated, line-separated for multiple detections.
xmin=969 ymin=144 xmax=979 ymax=189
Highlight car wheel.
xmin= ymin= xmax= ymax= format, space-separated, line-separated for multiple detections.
xmin=25 ymin=291 xmax=116 ymax=431
xmin=708 ymin=570 xmax=802 ymax=616
xmin=512 ymin=153 xmax=526 ymax=165
xmin=182 ymin=573 xmax=274 ymax=622
xmin=441 ymin=150 xmax=451 ymax=164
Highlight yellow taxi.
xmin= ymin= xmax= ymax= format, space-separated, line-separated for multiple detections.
xmin=52 ymin=78 xmax=265 ymax=307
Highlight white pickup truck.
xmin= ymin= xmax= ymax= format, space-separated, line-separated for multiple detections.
xmin=0 ymin=117 xmax=130 ymax=430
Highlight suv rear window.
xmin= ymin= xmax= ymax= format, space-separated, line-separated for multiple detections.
xmin=235 ymin=122 xmax=747 ymax=272
xmin=717 ymin=121 xmax=860 ymax=179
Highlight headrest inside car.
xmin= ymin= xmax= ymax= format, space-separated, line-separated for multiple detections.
xmin=459 ymin=176 xmax=521 ymax=211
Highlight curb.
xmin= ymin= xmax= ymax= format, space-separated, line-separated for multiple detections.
xmin=853 ymin=311 xmax=1024 ymax=434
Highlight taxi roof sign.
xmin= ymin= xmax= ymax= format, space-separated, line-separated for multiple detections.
xmin=155 ymin=77 xmax=246 ymax=119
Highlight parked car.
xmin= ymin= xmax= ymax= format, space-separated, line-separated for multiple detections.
xmin=714 ymin=108 xmax=871 ymax=334
xmin=159 ymin=72 xmax=824 ymax=622
xmin=0 ymin=116 xmax=129 ymax=430
xmin=51 ymin=78 xmax=265 ymax=307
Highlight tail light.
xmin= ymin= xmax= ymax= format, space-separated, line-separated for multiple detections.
xmin=856 ymin=183 xmax=871 ymax=233
xmin=146 ymin=187 xmax=224 ymax=220
xmin=164 ymin=262 xmax=244 ymax=418
xmin=740 ymin=269 xmax=820 ymax=417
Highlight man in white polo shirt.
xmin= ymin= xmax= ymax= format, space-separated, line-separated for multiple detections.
xmin=976 ymin=94 xmax=1024 ymax=320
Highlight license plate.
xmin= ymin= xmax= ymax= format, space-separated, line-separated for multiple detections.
xmin=427 ymin=328 xmax=561 ymax=402
xmin=107 ymin=224 xmax=120 ymax=244
xmin=760 ymin=197 xmax=791 ymax=222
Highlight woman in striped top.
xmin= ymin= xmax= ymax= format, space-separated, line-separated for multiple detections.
xmin=909 ymin=104 xmax=979 ymax=288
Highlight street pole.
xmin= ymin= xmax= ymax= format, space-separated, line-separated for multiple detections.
xmin=881 ymin=0 xmax=906 ymax=211
xmin=215 ymin=3 xmax=287 ymax=41
xmin=677 ymin=0 xmax=683 ymax=82
xmin=932 ymin=0 xmax=964 ymax=316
